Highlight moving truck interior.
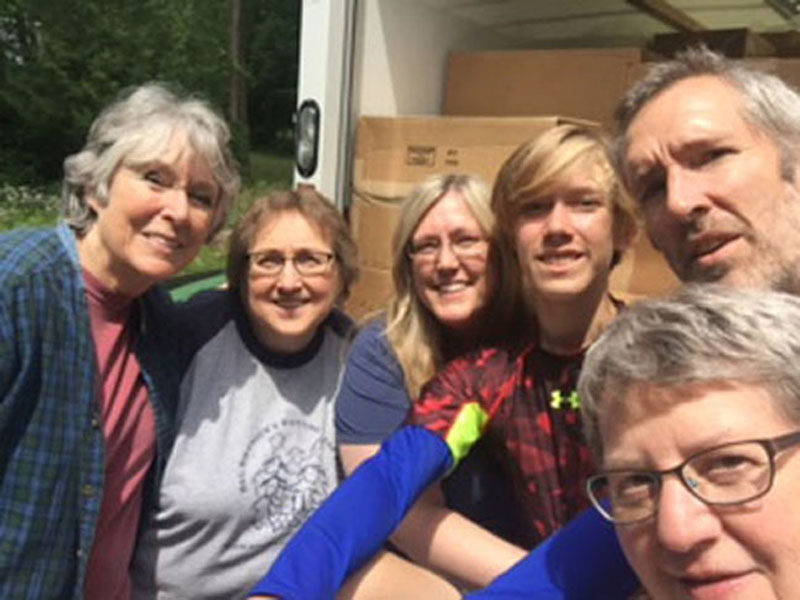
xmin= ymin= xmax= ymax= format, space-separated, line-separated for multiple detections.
xmin=294 ymin=0 xmax=800 ymax=315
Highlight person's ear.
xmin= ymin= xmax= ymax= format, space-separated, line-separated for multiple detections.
xmin=85 ymin=183 xmax=108 ymax=214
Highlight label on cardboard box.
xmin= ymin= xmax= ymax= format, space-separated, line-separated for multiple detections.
xmin=407 ymin=145 xmax=436 ymax=166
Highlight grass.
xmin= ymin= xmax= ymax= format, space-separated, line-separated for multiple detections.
xmin=0 ymin=183 xmax=61 ymax=230
xmin=0 ymin=150 xmax=295 ymax=284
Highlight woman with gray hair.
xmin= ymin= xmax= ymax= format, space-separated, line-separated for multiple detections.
xmin=0 ymin=82 xmax=238 ymax=600
xmin=580 ymin=285 xmax=800 ymax=599
xmin=471 ymin=285 xmax=800 ymax=599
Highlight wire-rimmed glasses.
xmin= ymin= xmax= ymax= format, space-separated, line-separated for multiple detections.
xmin=248 ymin=249 xmax=336 ymax=277
xmin=406 ymin=235 xmax=488 ymax=264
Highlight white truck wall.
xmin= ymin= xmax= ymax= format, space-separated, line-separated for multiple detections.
xmin=295 ymin=0 xmax=515 ymax=206
xmin=352 ymin=0 xmax=515 ymax=117
xmin=295 ymin=0 xmax=355 ymax=202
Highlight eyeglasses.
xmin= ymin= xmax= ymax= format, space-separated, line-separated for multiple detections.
xmin=407 ymin=235 xmax=488 ymax=263
xmin=587 ymin=430 xmax=800 ymax=524
xmin=248 ymin=249 xmax=335 ymax=277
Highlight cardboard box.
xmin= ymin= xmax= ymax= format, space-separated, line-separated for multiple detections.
xmin=443 ymin=48 xmax=646 ymax=130
xmin=760 ymin=31 xmax=800 ymax=58
xmin=344 ymin=266 xmax=394 ymax=321
xmin=627 ymin=55 xmax=800 ymax=107
xmin=743 ymin=57 xmax=800 ymax=91
xmin=609 ymin=232 xmax=680 ymax=298
xmin=352 ymin=115 xmax=591 ymax=270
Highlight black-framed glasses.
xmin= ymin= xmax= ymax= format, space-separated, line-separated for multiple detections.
xmin=587 ymin=430 xmax=800 ymax=525
xmin=248 ymin=249 xmax=335 ymax=277
xmin=406 ymin=235 xmax=488 ymax=263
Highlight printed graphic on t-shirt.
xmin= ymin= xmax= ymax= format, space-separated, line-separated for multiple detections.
xmin=235 ymin=419 xmax=335 ymax=547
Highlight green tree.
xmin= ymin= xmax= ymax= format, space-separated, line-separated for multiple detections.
xmin=0 ymin=0 xmax=232 ymax=184
xmin=245 ymin=0 xmax=299 ymax=151
xmin=0 ymin=0 xmax=300 ymax=186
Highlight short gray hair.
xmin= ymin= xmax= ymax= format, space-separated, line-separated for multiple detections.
xmin=579 ymin=285 xmax=800 ymax=459
xmin=615 ymin=46 xmax=800 ymax=182
xmin=62 ymin=82 xmax=240 ymax=237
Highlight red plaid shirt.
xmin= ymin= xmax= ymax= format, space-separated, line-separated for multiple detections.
xmin=411 ymin=343 xmax=593 ymax=547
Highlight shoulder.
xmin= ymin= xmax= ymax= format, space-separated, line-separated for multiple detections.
xmin=0 ymin=227 xmax=82 ymax=321
xmin=148 ymin=289 xmax=235 ymax=359
xmin=0 ymin=226 xmax=73 ymax=286
xmin=335 ymin=318 xmax=410 ymax=442
xmin=176 ymin=288 xmax=234 ymax=326
xmin=348 ymin=319 xmax=394 ymax=362
xmin=342 ymin=319 xmax=404 ymax=382
xmin=441 ymin=344 xmax=517 ymax=379
xmin=418 ymin=344 xmax=523 ymax=407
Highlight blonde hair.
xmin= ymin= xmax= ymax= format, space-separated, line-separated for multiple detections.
xmin=492 ymin=124 xmax=637 ymax=268
xmin=384 ymin=173 xmax=517 ymax=397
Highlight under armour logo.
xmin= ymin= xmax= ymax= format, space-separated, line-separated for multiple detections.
xmin=550 ymin=390 xmax=580 ymax=410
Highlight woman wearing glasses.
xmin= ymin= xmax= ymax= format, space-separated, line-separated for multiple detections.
xmin=335 ymin=173 xmax=525 ymax=598
xmin=131 ymin=189 xmax=358 ymax=599
xmin=459 ymin=285 xmax=800 ymax=599
xmin=260 ymin=124 xmax=640 ymax=598
xmin=576 ymin=285 xmax=800 ymax=600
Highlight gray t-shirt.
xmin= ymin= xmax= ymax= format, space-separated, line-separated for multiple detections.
xmin=131 ymin=294 xmax=349 ymax=599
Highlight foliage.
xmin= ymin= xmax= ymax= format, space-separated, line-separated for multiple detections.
xmin=0 ymin=0 xmax=244 ymax=184
xmin=245 ymin=0 xmax=300 ymax=151
xmin=1 ymin=0 xmax=299 ymax=190
xmin=0 ymin=182 xmax=59 ymax=229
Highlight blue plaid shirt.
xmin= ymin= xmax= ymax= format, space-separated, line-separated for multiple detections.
xmin=0 ymin=224 xmax=180 ymax=599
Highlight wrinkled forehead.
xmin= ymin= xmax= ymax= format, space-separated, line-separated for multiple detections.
xmin=619 ymin=76 xmax=755 ymax=175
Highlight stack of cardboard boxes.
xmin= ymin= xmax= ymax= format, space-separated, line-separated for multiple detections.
xmin=346 ymin=38 xmax=800 ymax=319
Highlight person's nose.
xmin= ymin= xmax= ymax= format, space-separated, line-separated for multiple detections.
xmin=543 ymin=201 xmax=573 ymax=241
xmin=665 ymin=168 xmax=712 ymax=222
xmin=435 ymin=241 xmax=460 ymax=271
xmin=655 ymin=477 xmax=721 ymax=555
xmin=276 ymin=259 xmax=303 ymax=291
xmin=163 ymin=187 xmax=191 ymax=224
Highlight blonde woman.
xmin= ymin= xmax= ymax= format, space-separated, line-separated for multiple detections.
xmin=336 ymin=174 xmax=525 ymax=597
